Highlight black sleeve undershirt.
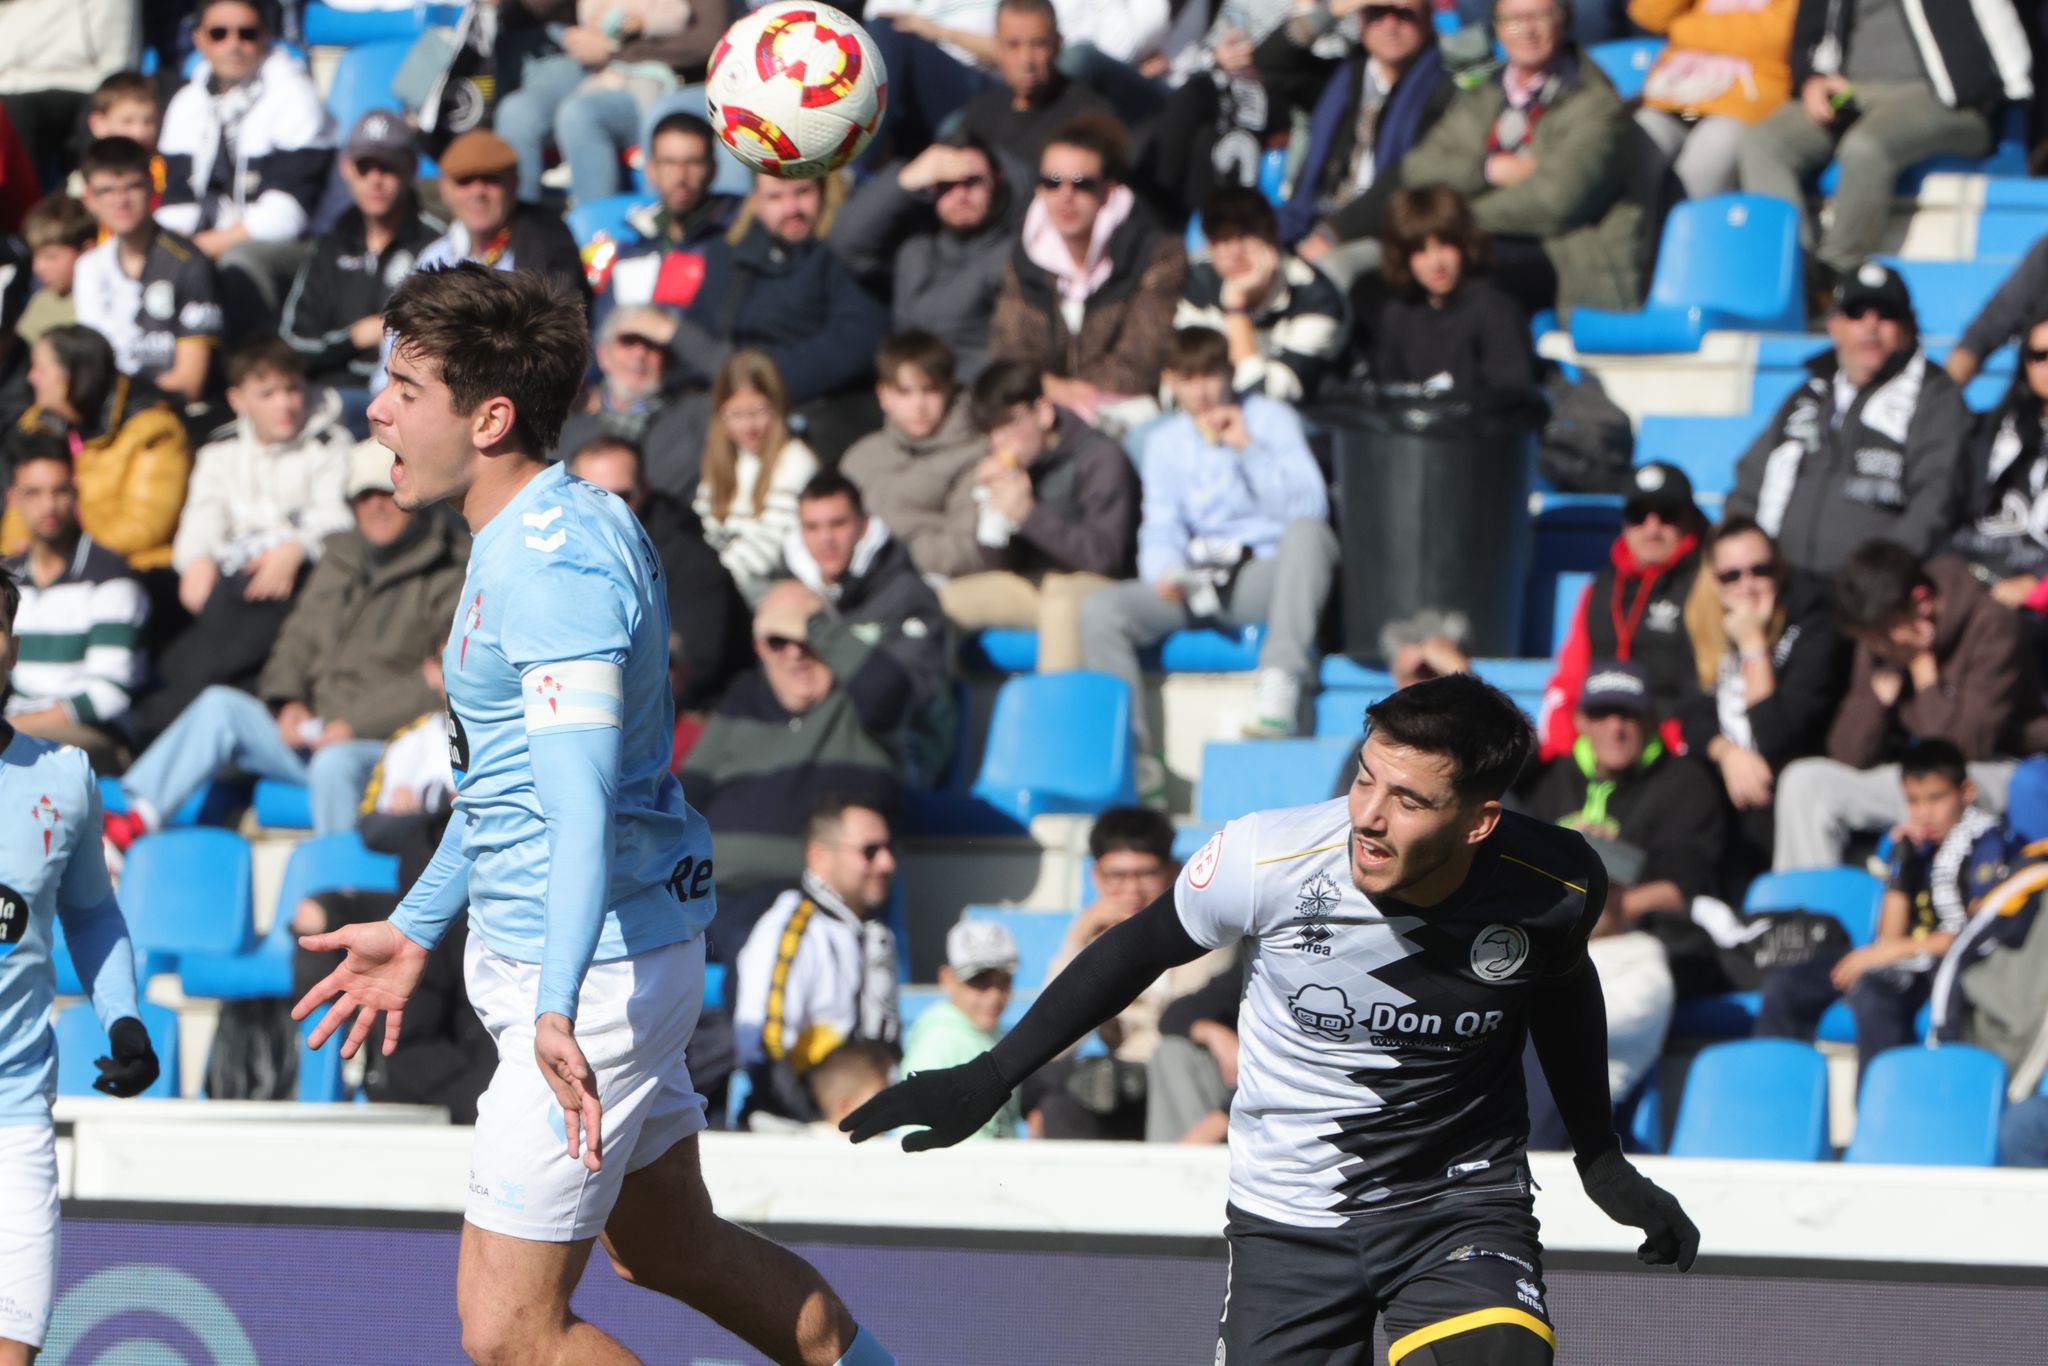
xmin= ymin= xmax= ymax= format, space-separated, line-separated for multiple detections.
xmin=1529 ymin=956 xmax=1622 ymax=1163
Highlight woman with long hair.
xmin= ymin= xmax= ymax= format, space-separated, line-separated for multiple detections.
xmin=692 ymin=350 xmax=818 ymax=605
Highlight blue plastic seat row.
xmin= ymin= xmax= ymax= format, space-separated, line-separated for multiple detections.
xmin=960 ymin=624 xmax=1267 ymax=674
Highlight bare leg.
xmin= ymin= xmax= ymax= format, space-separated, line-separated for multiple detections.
xmin=0 ymin=1335 xmax=34 ymax=1364
xmin=455 ymin=1222 xmax=639 ymax=1366
xmin=600 ymin=1134 xmax=859 ymax=1366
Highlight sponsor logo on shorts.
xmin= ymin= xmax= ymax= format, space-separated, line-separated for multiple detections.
xmin=1447 ymin=1245 xmax=1535 ymax=1275
xmin=1516 ymin=1277 xmax=1545 ymax=1313
xmin=1470 ymin=925 xmax=1530 ymax=981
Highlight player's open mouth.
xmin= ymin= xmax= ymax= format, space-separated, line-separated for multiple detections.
xmin=1355 ymin=837 xmax=1392 ymax=868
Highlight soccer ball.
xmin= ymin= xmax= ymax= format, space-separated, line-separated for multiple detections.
xmin=705 ymin=2 xmax=888 ymax=179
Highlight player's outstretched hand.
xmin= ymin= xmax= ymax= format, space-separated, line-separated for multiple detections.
xmin=536 ymin=1012 xmax=603 ymax=1173
xmin=1577 ymin=1147 xmax=1700 ymax=1271
xmin=293 ymin=920 xmax=431 ymax=1060
xmin=93 ymin=1016 xmax=160 ymax=1098
xmin=840 ymin=1054 xmax=1012 ymax=1151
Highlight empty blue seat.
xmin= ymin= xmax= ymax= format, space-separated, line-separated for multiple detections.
xmin=962 ymin=908 xmax=1075 ymax=991
xmin=566 ymin=193 xmax=652 ymax=249
xmin=1669 ymin=990 xmax=1763 ymax=1039
xmin=1745 ymin=866 xmax=1885 ymax=946
xmin=303 ymin=3 xmax=465 ymax=45
xmin=1587 ymin=38 xmax=1666 ymax=102
xmin=1198 ymin=739 xmax=1357 ymax=825
xmin=326 ymin=39 xmax=413 ymax=138
xmin=1172 ymin=823 xmax=1221 ymax=865
xmin=298 ymin=1006 xmax=350 ymax=1103
xmin=1882 ymin=258 xmax=2011 ymax=342
xmin=55 ymin=1000 xmax=180 ymax=1098
xmin=1571 ymin=195 xmax=1804 ymax=352
xmin=1539 ymin=570 xmax=1595 ymax=658
xmin=966 ymin=672 xmax=1136 ymax=828
xmin=253 ymin=779 xmax=312 ymax=830
xmin=1669 ymin=1039 xmax=1831 ymax=1161
xmin=121 ymin=829 xmax=255 ymax=961
xmin=1973 ymin=211 xmax=2048 ymax=262
xmin=1846 ymin=1045 xmax=2006 ymax=1166
xmin=961 ymin=624 xmax=1264 ymax=673
xmin=180 ymin=832 xmax=400 ymax=999
xmin=1318 ymin=658 xmax=1394 ymax=690
xmin=1634 ymin=414 xmax=1763 ymax=500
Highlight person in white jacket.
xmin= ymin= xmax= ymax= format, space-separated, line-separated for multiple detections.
xmin=0 ymin=0 xmax=139 ymax=176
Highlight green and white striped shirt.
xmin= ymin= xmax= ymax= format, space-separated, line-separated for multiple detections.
xmin=4 ymin=537 xmax=149 ymax=730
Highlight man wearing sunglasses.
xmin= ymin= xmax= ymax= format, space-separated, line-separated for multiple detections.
xmin=1729 ymin=262 xmax=1968 ymax=580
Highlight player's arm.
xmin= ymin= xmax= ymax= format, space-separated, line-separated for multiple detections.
xmin=56 ymin=774 xmax=158 ymax=1097
xmin=387 ymin=813 xmax=474 ymax=950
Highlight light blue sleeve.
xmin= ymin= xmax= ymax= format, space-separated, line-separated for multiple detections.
xmin=1244 ymin=398 xmax=1328 ymax=523
xmin=529 ymin=724 xmax=621 ymax=1021
xmin=56 ymin=780 xmax=140 ymax=1030
xmin=389 ymin=814 xmax=473 ymax=952
xmin=1136 ymin=419 xmax=1195 ymax=586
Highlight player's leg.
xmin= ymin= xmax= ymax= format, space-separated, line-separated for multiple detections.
xmin=1379 ymin=1185 xmax=1556 ymax=1366
xmin=0 ymin=1123 xmax=60 ymax=1363
xmin=455 ymin=1224 xmax=637 ymax=1366
xmin=1214 ymin=1205 xmax=1373 ymax=1366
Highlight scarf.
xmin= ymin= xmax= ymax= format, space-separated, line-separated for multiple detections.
xmin=798 ymin=870 xmax=900 ymax=1047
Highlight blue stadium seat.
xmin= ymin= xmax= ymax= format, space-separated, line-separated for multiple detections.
xmin=1570 ymin=195 xmax=1803 ymax=352
xmin=1319 ymin=658 xmax=1392 ymax=690
xmin=1846 ymin=1044 xmax=2006 ymax=1166
xmin=50 ymin=919 xmax=167 ymax=998
xmin=180 ymin=832 xmax=400 ymax=999
xmin=1745 ymin=866 xmax=1885 ymax=946
xmin=1172 ymin=823 xmax=1221 ymax=865
xmin=1973 ymin=210 xmax=2048 ymax=263
xmin=1668 ymin=1039 xmax=1831 ymax=1161
xmin=1197 ymin=739 xmax=1358 ymax=825
xmin=1622 ymin=1068 xmax=1662 ymax=1154
xmin=303 ymin=3 xmax=465 ymax=45
xmin=253 ymin=779 xmax=312 ymax=830
xmin=1314 ymin=690 xmax=1382 ymax=738
xmin=566 ymin=193 xmax=653 ymax=249
xmin=102 ymin=775 xmax=254 ymax=828
xmin=1669 ymin=990 xmax=1763 ymax=1039
xmin=1883 ymin=258 xmax=2011 ymax=342
xmin=964 ymin=672 xmax=1137 ymax=829
xmin=55 ymin=1000 xmax=180 ymax=1099
xmin=326 ymin=39 xmax=413 ymax=138
xmin=1587 ymin=38 xmax=1666 ymax=102
xmin=960 ymin=625 xmax=1265 ymax=673
xmin=1539 ymin=570 xmax=1595 ymax=659
xmin=121 ymin=829 xmax=255 ymax=962
xmin=298 ymin=1006 xmax=350 ymax=1102
xmin=1470 ymin=658 xmax=1549 ymax=725
xmin=962 ymin=908 xmax=1074 ymax=991
xmin=1634 ymin=414 xmax=1763 ymax=501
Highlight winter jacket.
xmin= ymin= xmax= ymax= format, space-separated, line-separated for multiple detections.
xmin=976 ymin=408 xmax=1139 ymax=581
xmin=596 ymin=193 xmax=742 ymax=326
xmin=1174 ymin=255 xmax=1349 ymax=401
xmin=840 ymin=401 xmax=989 ymax=579
xmin=1949 ymin=379 xmax=2048 ymax=585
xmin=1790 ymin=0 xmax=2031 ymax=110
xmin=899 ymin=999 xmax=1018 ymax=1140
xmin=158 ymin=46 xmax=338 ymax=243
xmin=1630 ymin=0 xmax=1798 ymax=124
xmin=257 ymin=513 xmax=470 ymax=741
xmin=554 ymin=378 xmax=712 ymax=503
xmin=693 ymin=438 xmax=819 ymax=603
xmin=1401 ymin=53 xmax=1645 ymax=316
xmin=1676 ymin=573 xmax=1848 ymax=770
xmin=0 ymin=0 xmax=137 ymax=94
xmin=281 ymin=207 xmax=445 ymax=388
xmin=0 ymin=379 xmax=189 ymax=571
xmin=1540 ymin=535 xmax=1705 ymax=762
xmin=1371 ymin=279 xmax=1536 ymax=392
xmin=634 ymin=490 xmax=751 ymax=711
xmin=1829 ymin=556 xmax=2048 ymax=766
xmin=1727 ymin=344 xmax=1969 ymax=577
xmin=1521 ymin=742 xmax=1728 ymax=903
xmin=172 ymin=386 xmax=356 ymax=574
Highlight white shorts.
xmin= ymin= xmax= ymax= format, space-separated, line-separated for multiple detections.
xmin=464 ymin=934 xmax=708 ymax=1242
xmin=0 ymin=1122 xmax=57 ymax=1349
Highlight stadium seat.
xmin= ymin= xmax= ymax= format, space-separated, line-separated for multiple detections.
xmin=102 ymin=775 xmax=253 ymax=829
xmin=1745 ymin=866 xmax=1885 ymax=947
xmin=120 ymin=829 xmax=255 ymax=961
xmin=1470 ymin=659 xmax=1549 ymax=725
xmin=180 ymin=832 xmax=401 ymax=999
xmin=303 ymin=3 xmax=465 ymax=46
xmin=55 ymin=1000 xmax=180 ymax=1099
xmin=1668 ymin=1039 xmax=1831 ymax=1161
xmin=961 ymin=672 xmax=1137 ymax=830
xmin=1570 ymin=195 xmax=1804 ymax=352
xmin=1538 ymin=570 xmax=1594 ymax=659
xmin=1197 ymin=739 xmax=1357 ymax=825
xmin=1587 ymin=38 xmax=1666 ymax=102
xmin=959 ymin=625 xmax=1266 ymax=673
xmin=1846 ymin=1045 xmax=2006 ymax=1166
xmin=50 ymin=918 xmax=167 ymax=999
xmin=962 ymin=909 xmax=1074 ymax=991
xmin=325 ymin=39 xmax=413 ymax=138
xmin=298 ymin=1006 xmax=349 ymax=1103
xmin=1634 ymin=414 xmax=1763 ymax=501
xmin=1172 ymin=823 xmax=1221 ymax=864
xmin=1882 ymin=258 xmax=2011 ymax=342
xmin=253 ymin=779 xmax=312 ymax=830
xmin=1973 ymin=210 xmax=2048 ymax=263
xmin=566 ymin=193 xmax=652 ymax=249
xmin=1668 ymin=990 xmax=1763 ymax=1040
xmin=1314 ymin=689 xmax=1381 ymax=739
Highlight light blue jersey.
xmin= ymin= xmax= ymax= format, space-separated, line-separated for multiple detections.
xmin=391 ymin=463 xmax=715 ymax=1019
xmin=0 ymin=735 xmax=141 ymax=1124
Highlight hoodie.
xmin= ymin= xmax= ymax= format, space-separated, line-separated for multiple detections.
xmin=840 ymin=400 xmax=989 ymax=579
xmin=172 ymin=385 xmax=355 ymax=574
xmin=157 ymin=46 xmax=337 ymax=243
xmin=1539 ymin=532 xmax=1704 ymax=762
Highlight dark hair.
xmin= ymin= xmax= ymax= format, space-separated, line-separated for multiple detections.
xmin=874 ymin=330 xmax=957 ymax=389
xmin=798 ymin=469 xmax=866 ymax=516
xmin=1900 ymin=737 xmax=1969 ymax=789
xmin=970 ymin=360 xmax=1044 ymax=432
xmin=0 ymin=564 xmax=17 ymax=636
xmin=23 ymin=196 xmax=98 ymax=253
xmin=1088 ymin=806 xmax=1174 ymax=863
xmin=806 ymin=792 xmax=889 ymax=845
xmin=198 ymin=0 xmax=272 ymax=30
xmin=1043 ymin=113 xmax=1129 ymax=185
xmin=81 ymin=135 xmax=153 ymax=184
xmin=90 ymin=71 xmax=157 ymax=117
xmin=996 ymin=0 xmax=1059 ymax=24
xmin=1364 ymin=673 xmax=1535 ymax=802
xmin=1834 ymin=540 xmax=1932 ymax=632
xmin=225 ymin=333 xmax=305 ymax=388
xmin=1166 ymin=326 xmax=1231 ymax=379
xmin=37 ymin=324 xmax=118 ymax=422
xmin=1201 ymin=186 xmax=1278 ymax=246
xmin=649 ymin=110 xmax=715 ymax=152
xmin=1382 ymin=185 xmax=1489 ymax=294
xmin=568 ymin=434 xmax=645 ymax=478
xmin=382 ymin=263 xmax=589 ymax=455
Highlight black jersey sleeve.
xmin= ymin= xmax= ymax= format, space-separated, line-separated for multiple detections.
xmin=1529 ymin=954 xmax=1620 ymax=1161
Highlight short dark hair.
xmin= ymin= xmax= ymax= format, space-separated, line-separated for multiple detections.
xmin=649 ymin=110 xmax=715 ymax=151
xmin=1088 ymin=806 xmax=1174 ymax=864
xmin=1901 ymin=737 xmax=1969 ymax=789
xmin=81 ymin=135 xmax=153 ymax=184
xmin=1363 ymin=673 xmax=1535 ymax=803
xmin=798 ymin=469 xmax=866 ymax=516
xmin=1201 ymin=187 xmax=1278 ymax=246
xmin=1043 ymin=113 xmax=1129 ymax=185
xmin=22 ymin=195 xmax=98 ymax=253
xmin=874 ymin=330 xmax=957 ymax=389
xmin=568 ymin=434 xmax=645 ymax=479
xmin=0 ymin=564 xmax=18 ymax=636
xmin=89 ymin=71 xmax=157 ymax=117
xmin=997 ymin=0 xmax=1059 ymax=25
xmin=1382 ymin=185 xmax=1489 ymax=294
xmin=382 ymin=263 xmax=589 ymax=455
xmin=970 ymin=361 xmax=1044 ymax=432
xmin=806 ymin=793 xmax=888 ymax=846
xmin=9 ymin=430 xmax=75 ymax=480
xmin=1166 ymin=326 xmax=1231 ymax=379
xmin=225 ymin=333 xmax=305 ymax=388
xmin=1834 ymin=540 xmax=1932 ymax=633
xmin=198 ymin=0 xmax=271 ymax=31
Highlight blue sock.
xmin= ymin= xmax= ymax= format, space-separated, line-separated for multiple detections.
xmin=833 ymin=1325 xmax=896 ymax=1366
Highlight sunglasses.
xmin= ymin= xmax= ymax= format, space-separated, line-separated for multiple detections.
xmin=1362 ymin=4 xmax=1424 ymax=23
xmin=759 ymin=634 xmax=814 ymax=655
xmin=1623 ymin=504 xmax=1680 ymax=526
xmin=1840 ymin=304 xmax=1907 ymax=324
xmin=613 ymin=332 xmax=666 ymax=351
xmin=1715 ymin=563 xmax=1774 ymax=585
xmin=1037 ymin=173 xmax=1103 ymax=194
xmin=936 ymin=174 xmax=992 ymax=194
xmin=847 ymin=841 xmax=892 ymax=861
xmin=205 ymin=24 xmax=263 ymax=42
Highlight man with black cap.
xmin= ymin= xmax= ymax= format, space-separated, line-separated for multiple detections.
xmin=1539 ymin=460 xmax=1707 ymax=762
xmin=1728 ymin=261 xmax=1967 ymax=579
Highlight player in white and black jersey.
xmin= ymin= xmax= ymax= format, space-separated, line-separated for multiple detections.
xmin=846 ymin=674 xmax=1699 ymax=1365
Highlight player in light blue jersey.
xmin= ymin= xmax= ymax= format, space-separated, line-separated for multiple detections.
xmin=0 ymin=564 xmax=159 ymax=1362
xmin=292 ymin=264 xmax=894 ymax=1366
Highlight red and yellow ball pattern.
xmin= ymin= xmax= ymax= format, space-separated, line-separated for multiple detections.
xmin=706 ymin=2 xmax=889 ymax=179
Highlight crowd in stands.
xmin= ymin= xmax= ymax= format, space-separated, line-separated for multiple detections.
xmin=6 ymin=0 xmax=2048 ymax=1158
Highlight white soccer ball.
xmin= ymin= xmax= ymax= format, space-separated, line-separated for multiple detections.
xmin=704 ymin=2 xmax=888 ymax=179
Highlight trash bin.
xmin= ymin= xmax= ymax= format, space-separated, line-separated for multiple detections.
xmin=1313 ymin=385 xmax=1546 ymax=662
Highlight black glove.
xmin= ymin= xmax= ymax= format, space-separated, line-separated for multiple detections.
xmin=1577 ymin=1147 xmax=1699 ymax=1271
xmin=839 ymin=1054 xmax=1012 ymax=1151
xmin=93 ymin=1016 xmax=160 ymax=1099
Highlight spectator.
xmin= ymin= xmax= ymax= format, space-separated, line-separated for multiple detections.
xmin=565 ymin=434 xmax=749 ymax=713
xmin=0 ymin=89 xmax=41 ymax=239
xmin=841 ymin=331 xmax=988 ymax=579
xmin=1738 ymin=0 xmax=2026 ymax=296
xmin=554 ymin=304 xmax=709 ymax=499
xmin=802 ymin=1040 xmax=897 ymax=1139
xmin=783 ymin=471 xmax=957 ymax=786
xmin=1371 ymin=184 xmax=1536 ymax=392
xmin=1400 ymin=0 xmax=1644 ymax=317
xmin=1256 ymin=0 xmax=1455 ymax=279
xmin=1677 ymin=516 xmax=1847 ymax=885
xmin=156 ymin=0 xmax=338 ymax=317
xmin=280 ymin=113 xmax=443 ymax=414
xmin=74 ymin=135 xmax=222 ymax=404
xmin=491 ymin=0 xmax=730 ymax=207
xmin=733 ymin=796 xmax=902 ymax=1121
xmin=1082 ymin=328 xmax=1333 ymax=777
xmin=1727 ymin=263 xmax=1968 ymax=578
xmin=408 ymin=130 xmax=589 ymax=306
xmin=1381 ymin=607 xmax=1473 ymax=690
xmin=16 ymin=194 xmax=98 ymax=347
xmin=1773 ymin=541 xmax=2048 ymax=869
xmin=1758 ymin=739 xmax=2018 ymax=1069
xmin=830 ymin=133 xmax=1019 ymax=381
xmin=958 ymin=0 xmax=1114 ymax=178
xmin=0 ymin=0 xmax=137 ymax=180
xmin=937 ymin=361 xmax=1137 ymax=670
xmin=692 ymin=349 xmax=819 ymax=604
xmin=1949 ymin=240 xmax=2048 ymax=387
xmin=2 ymin=437 xmax=148 ymax=772
xmin=851 ymin=5 xmax=1003 ymax=174
xmin=104 ymin=439 xmax=468 ymax=844
xmin=988 ymin=114 xmax=1187 ymax=428
xmin=600 ymin=111 xmax=743 ymax=313
xmin=1949 ymin=315 xmax=2048 ymax=608
xmin=1145 ymin=949 xmax=1242 ymax=1145
xmin=1 ymin=324 xmax=188 ymax=572
xmin=898 ymin=919 xmax=1023 ymax=1141
xmin=1173 ymin=188 xmax=1347 ymax=403
xmin=81 ymin=69 xmax=160 ymax=168
xmin=1454 ymin=0 xmax=1625 ymax=42
xmin=1629 ymin=0 xmax=1797 ymax=204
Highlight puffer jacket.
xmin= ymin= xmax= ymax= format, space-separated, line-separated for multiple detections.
xmin=1 ymin=377 xmax=189 ymax=571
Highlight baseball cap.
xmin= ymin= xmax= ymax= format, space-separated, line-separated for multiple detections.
xmin=345 ymin=110 xmax=418 ymax=179
xmin=346 ymin=439 xmax=396 ymax=499
xmin=1624 ymin=461 xmax=1698 ymax=524
xmin=1834 ymin=261 xmax=1914 ymax=321
xmin=946 ymin=919 xmax=1020 ymax=980
xmin=438 ymin=129 xmax=518 ymax=182
xmin=1579 ymin=660 xmax=1654 ymax=717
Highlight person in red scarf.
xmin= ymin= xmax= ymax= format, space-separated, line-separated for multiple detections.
xmin=1539 ymin=461 xmax=1708 ymax=761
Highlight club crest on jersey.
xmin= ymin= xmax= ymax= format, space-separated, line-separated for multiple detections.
xmin=1188 ymin=832 xmax=1223 ymax=890
xmin=30 ymin=794 xmax=58 ymax=856
xmin=1288 ymin=984 xmax=1355 ymax=1041
xmin=1293 ymin=871 xmax=1340 ymax=953
xmin=1471 ymin=924 xmax=1531 ymax=981
xmin=534 ymin=674 xmax=563 ymax=715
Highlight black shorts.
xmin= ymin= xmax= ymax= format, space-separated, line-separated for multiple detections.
xmin=1217 ymin=1172 xmax=1555 ymax=1366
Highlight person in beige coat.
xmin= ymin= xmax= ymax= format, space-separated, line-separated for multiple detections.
xmin=839 ymin=331 xmax=990 ymax=579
